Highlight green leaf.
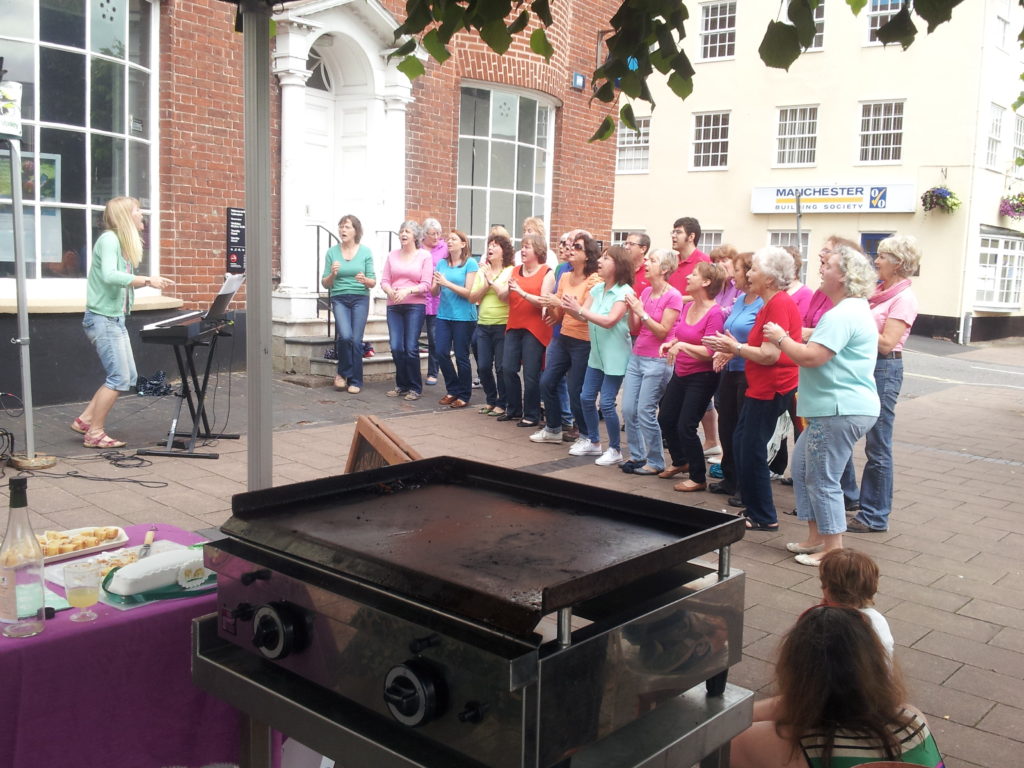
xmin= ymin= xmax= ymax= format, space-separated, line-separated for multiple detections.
xmin=479 ymin=18 xmax=513 ymax=54
xmin=620 ymin=103 xmax=637 ymax=132
xmin=388 ymin=37 xmax=417 ymax=61
xmin=666 ymin=71 xmax=693 ymax=101
xmin=588 ymin=115 xmax=616 ymax=143
xmin=619 ymin=71 xmax=642 ymax=99
xmin=529 ymin=27 xmax=554 ymax=60
xmin=593 ymin=79 xmax=616 ymax=103
xmin=403 ymin=0 xmax=434 ymax=34
xmin=913 ymin=0 xmax=964 ymax=34
xmin=759 ymin=20 xmax=802 ymax=70
xmin=1013 ymin=90 xmax=1024 ymax=113
xmin=846 ymin=0 xmax=868 ymax=14
xmin=437 ymin=5 xmax=467 ymax=43
xmin=670 ymin=50 xmax=695 ymax=80
xmin=421 ymin=29 xmax=450 ymax=63
xmin=876 ymin=7 xmax=917 ymax=50
xmin=787 ymin=0 xmax=817 ymax=49
xmin=396 ymin=55 xmax=425 ymax=81
xmin=508 ymin=10 xmax=531 ymax=35
xmin=531 ymin=0 xmax=553 ymax=27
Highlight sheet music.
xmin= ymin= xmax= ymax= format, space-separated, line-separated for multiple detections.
xmin=219 ymin=273 xmax=245 ymax=296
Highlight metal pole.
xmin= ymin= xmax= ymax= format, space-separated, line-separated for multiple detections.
xmin=794 ymin=192 xmax=803 ymax=273
xmin=241 ymin=0 xmax=273 ymax=491
xmin=4 ymin=137 xmax=35 ymax=458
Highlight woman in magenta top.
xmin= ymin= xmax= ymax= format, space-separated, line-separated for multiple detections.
xmin=379 ymin=220 xmax=433 ymax=400
xmin=656 ymin=262 xmax=726 ymax=492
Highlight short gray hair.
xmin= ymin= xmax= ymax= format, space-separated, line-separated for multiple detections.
xmin=877 ymin=234 xmax=921 ymax=278
xmin=399 ymin=219 xmax=423 ymax=246
xmin=651 ymin=248 xmax=678 ymax=276
xmin=835 ymin=245 xmax=877 ymax=299
xmin=753 ymin=246 xmax=794 ymax=290
xmin=422 ymin=218 xmax=442 ymax=235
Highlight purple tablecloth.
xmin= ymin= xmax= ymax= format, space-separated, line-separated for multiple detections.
xmin=0 ymin=523 xmax=240 ymax=768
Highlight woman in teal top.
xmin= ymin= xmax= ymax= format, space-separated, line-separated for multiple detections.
xmin=321 ymin=214 xmax=375 ymax=394
xmin=730 ymin=605 xmax=944 ymax=768
xmin=561 ymin=245 xmax=634 ymax=467
xmin=430 ymin=230 xmax=478 ymax=407
xmin=75 ymin=196 xmax=174 ymax=449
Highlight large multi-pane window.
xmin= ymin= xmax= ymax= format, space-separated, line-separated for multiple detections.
xmin=808 ymin=4 xmax=825 ymax=50
xmin=1014 ymin=115 xmax=1024 ymax=178
xmin=616 ymin=117 xmax=651 ymax=173
xmin=456 ymin=86 xmax=554 ymax=257
xmin=867 ymin=0 xmax=900 ymax=43
xmin=770 ymin=231 xmax=809 ymax=280
xmin=977 ymin=235 xmax=1023 ymax=308
xmin=700 ymin=2 xmax=736 ymax=60
xmin=776 ymin=106 xmax=818 ymax=166
xmin=0 ymin=0 xmax=156 ymax=283
xmin=859 ymin=101 xmax=903 ymax=163
xmin=987 ymin=104 xmax=1005 ymax=168
xmin=693 ymin=112 xmax=730 ymax=169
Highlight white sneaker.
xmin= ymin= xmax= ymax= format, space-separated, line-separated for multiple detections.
xmin=569 ymin=438 xmax=603 ymax=456
xmin=530 ymin=428 xmax=563 ymax=444
xmin=595 ymin=447 xmax=623 ymax=466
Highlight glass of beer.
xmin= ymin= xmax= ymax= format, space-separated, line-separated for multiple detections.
xmin=64 ymin=561 xmax=101 ymax=622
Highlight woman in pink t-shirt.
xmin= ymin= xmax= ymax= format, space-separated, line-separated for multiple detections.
xmin=846 ymin=235 xmax=922 ymax=534
xmin=619 ymin=249 xmax=683 ymax=475
xmin=657 ymin=262 xmax=726 ymax=491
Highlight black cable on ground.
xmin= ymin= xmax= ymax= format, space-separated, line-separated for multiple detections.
xmin=18 ymin=451 xmax=168 ymax=488
xmin=0 ymin=393 xmax=25 ymax=418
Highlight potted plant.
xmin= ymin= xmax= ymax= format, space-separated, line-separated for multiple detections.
xmin=920 ymin=186 xmax=961 ymax=213
xmin=999 ymin=193 xmax=1024 ymax=220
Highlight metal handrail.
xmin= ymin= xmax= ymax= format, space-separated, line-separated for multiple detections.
xmin=309 ymin=224 xmax=339 ymax=335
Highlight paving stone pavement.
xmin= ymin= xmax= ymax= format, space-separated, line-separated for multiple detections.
xmin=1 ymin=337 xmax=1021 ymax=768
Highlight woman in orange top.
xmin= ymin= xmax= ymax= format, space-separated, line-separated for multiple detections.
xmin=500 ymin=234 xmax=556 ymax=426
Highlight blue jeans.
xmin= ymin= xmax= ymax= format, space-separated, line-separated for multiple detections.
xmin=475 ymin=323 xmax=506 ymax=408
xmin=794 ymin=414 xmax=878 ymax=535
xmin=425 ymin=314 xmax=438 ymax=378
xmin=434 ymin=318 xmax=476 ymax=401
xmin=658 ymin=370 xmax=720 ymax=483
xmin=734 ymin=390 xmax=795 ymax=526
xmin=580 ymin=366 xmax=624 ymax=450
xmin=541 ymin=334 xmax=590 ymax=431
xmin=331 ymin=293 xmax=369 ymax=387
xmin=502 ymin=328 xmax=545 ymax=421
xmin=621 ymin=354 xmax=673 ymax=470
xmin=852 ymin=358 xmax=904 ymax=530
xmin=82 ymin=311 xmax=137 ymax=391
xmin=716 ymin=370 xmax=748 ymax=494
xmin=386 ymin=303 xmax=426 ymax=394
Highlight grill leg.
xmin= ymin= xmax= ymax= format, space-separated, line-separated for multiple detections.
xmin=239 ymin=715 xmax=272 ymax=768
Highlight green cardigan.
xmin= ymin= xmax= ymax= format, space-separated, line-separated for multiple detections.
xmin=86 ymin=230 xmax=136 ymax=317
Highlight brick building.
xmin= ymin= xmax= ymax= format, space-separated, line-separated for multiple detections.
xmin=0 ymin=0 xmax=618 ymax=403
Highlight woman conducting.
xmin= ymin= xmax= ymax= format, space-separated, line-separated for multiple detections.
xmin=431 ymin=230 xmax=479 ymax=408
xmin=703 ymin=247 xmax=803 ymax=531
xmin=380 ymin=220 xmax=433 ymax=401
xmin=729 ymin=605 xmax=944 ymax=768
xmin=321 ymin=214 xmax=375 ymax=394
xmin=845 ymin=235 xmax=922 ymax=534
xmin=763 ymin=242 xmax=880 ymax=565
xmin=75 ymin=197 xmax=174 ymax=448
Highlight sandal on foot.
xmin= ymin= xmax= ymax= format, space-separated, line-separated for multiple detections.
xmin=743 ymin=519 xmax=779 ymax=532
xmin=633 ymin=465 xmax=660 ymax=476
xmin=478 ymin=405 xmax=494 ymax=414
xmin=71 ymin=417 xmax=90 ymax=435
xmin=346 ymin=385 xmax=361 ymax=394
xmin=83 ymin=431 xmax=126 ymax=449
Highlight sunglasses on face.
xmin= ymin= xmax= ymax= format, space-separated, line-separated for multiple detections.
xmin=573 ymin=243 xmax=585 ymax=251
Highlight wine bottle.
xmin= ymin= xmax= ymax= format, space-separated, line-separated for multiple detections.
xmin=0 ymin=477 xmax=46 ymax=637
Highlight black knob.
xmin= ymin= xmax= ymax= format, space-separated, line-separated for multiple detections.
xmin=383 ymin=659 xmax=447 ymax=727
xmin=252 ymin=616 xmax=279 ymax=650
xmin=251 ymin=602 xmax=306 ymax=660
xmin=409 ymin=633 xmax=439 ymax=654
xmin=457 ymin=701 xmax=487 ymax=724
xmin=230 ymin=603 xmax=254 ymax=620
xmin=240 ymin=568 xmax=272 ymax=586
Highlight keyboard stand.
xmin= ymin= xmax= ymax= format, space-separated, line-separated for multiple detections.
xmin=136 ymin=329 xmax=240 ymax=459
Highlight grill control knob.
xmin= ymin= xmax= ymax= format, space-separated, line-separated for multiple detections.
xmin=383 ymin=659 xmax=447 ymax=727
xmin=251 ymin=602 xmax=305 ymax=660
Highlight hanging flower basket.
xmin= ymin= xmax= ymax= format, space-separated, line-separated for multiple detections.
xmin=999 ymin=193 xmax=1024 ymax=220
xmin=920 ymin=186 xmax=961 ymax=213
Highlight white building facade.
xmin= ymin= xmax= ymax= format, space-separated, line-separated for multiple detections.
xmin=613 ymin=1 xmax=1024 ymax=342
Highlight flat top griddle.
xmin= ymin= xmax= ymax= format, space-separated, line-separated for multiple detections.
xmin=223 ymin=457 xmax=744 ymax=637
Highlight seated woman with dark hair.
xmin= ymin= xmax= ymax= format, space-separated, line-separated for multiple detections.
xmin=730 ymin=605 xmax=944 ymax=768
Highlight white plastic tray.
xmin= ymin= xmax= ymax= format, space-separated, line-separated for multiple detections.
xmin=40 ymin=526 xmax=129 ymax=565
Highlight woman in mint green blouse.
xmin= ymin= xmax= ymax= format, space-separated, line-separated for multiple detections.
xmin=321 ymin=214 xmax=376 ymax=394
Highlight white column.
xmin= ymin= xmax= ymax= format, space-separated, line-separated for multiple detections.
xmin=276 ymin=66 xmax=313 ymax=302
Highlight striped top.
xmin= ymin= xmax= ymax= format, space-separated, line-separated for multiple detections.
xmin=799 ymin=709 xmax=944 ymax=768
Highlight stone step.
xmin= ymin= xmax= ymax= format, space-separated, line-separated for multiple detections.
xmin=311 ymin=350 xmax=433 ymax=382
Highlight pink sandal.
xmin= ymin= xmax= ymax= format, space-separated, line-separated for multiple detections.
xmin=83 ymin=431 xmax=126 ymax=449
xmin=70 ymin=417 xmax=90 ymax=435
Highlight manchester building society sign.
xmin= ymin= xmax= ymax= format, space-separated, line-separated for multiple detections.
xmin=750 ymin=184 xmax=916 ymax=214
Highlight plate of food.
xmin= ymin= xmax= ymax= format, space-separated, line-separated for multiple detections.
xmin=38 ymin=526 xmax=128 ymax=564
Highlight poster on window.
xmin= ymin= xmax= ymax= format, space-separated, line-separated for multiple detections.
xmin=0 ymin=151 xmax=63 ymax=263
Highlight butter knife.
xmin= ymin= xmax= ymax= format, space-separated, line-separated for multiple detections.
xmin=138 ymin=529 xmax=156 ymax=559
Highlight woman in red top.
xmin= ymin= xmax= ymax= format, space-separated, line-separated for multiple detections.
xmin=500 ymin=233 xmax=555 ymax=426
xmin=704 ymin=246 xmax=803 ymax=531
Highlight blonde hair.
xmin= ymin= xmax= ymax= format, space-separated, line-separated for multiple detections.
xmin=877 ymin=234 xmax=922 ymax=278
xmin=104 ymin=196 xmax=143 ymax=268
xmin=522 ymin=216 xmax=547 ymax=240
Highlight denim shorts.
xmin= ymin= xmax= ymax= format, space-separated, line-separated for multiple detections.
xmin=82 ymin=311 xmax=138 ymax=392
